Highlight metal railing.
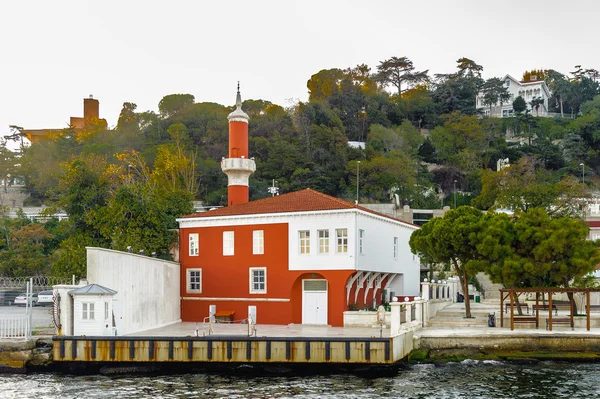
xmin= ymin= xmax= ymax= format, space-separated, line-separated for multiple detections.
xmin=0 ymin=314 xmax=29 ymax=339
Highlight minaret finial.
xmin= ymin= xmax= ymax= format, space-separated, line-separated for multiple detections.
xmin=236 ymin=81 xmax=242 ymax=108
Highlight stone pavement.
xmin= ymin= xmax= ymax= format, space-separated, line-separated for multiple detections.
xmin=125 ymin=302 xmax=600 ymax=340
xmin=128 ymin=321 xmax=392 ymax=338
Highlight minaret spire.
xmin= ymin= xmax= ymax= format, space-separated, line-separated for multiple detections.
xmin=236 ymin=81 xmax=242 ymax=108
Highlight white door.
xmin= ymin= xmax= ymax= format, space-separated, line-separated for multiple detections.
xmin=302 ymin=280 xmax=328 ymax=325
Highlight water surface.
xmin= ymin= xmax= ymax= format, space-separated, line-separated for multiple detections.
xmin=1 ymin=360 xmax=598 ymax=398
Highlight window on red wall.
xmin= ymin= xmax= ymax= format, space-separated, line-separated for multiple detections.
xmin=187 ymin=269 xmax=202 ymax=293
xmin=250 ymin=267 xmax=266 ymax=294
xmin=253 ymin=230 xmax=264 ymax=254
xmin=189 ymin=233 xmax=199 ymax=256
xmin=223 ymin=231 xmax=234 ymax=256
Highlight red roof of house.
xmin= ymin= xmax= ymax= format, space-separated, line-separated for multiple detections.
xmin=181 ymin=188 xmax=417 ymax=227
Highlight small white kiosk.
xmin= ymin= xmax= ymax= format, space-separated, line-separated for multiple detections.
xmin=69 ymin=284 xmax=117 ymax=336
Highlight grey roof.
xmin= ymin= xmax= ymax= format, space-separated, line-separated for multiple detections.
xmin=68 ymin=284 xmax=117 ymax=296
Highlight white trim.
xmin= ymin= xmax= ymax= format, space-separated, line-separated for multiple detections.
xmin=181 ymin=297 xmax=290 ymax=302
xmin=249 ymin=267 xmax=267 ymax=294
xmin=178 ymin=207 xmax=418 ymax=230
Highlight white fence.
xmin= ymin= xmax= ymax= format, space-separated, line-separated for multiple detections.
xmin=0 ymin=278 xmax=34 ymax=340
xmin=0 ymin=314 xmax=29 ymax=339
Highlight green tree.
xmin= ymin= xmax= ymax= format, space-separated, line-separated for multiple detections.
xmin=409 ymin=206 xmax=486 ymax=318
xmin=375 ymin=56 xmax=429 ymax=95
xmin=432 ymin=58 xmax=484 ymax=115
xmin=0 ymin=223 xmax=53 ymax=277
xmin=158 ymin=94 xmax=195 ymax=118
xmin=481 ymin=77 xmax=510 ymax=115
xmin=477 ymin=209 xmax=600 ymax=314
xmin=512 ymin=96 xmax=527 ymax=114
xmin=474 ymin=156 xmax=589 ymax=217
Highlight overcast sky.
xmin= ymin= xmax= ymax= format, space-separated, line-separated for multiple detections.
xmin=1 ymin=0 xmax=598 ymax=136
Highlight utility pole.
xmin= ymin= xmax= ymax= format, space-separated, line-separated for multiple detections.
xmin=356 ymin=161 xmax=361 ymax=205
xmin=453 ymin=180 xmax=457 ymax=209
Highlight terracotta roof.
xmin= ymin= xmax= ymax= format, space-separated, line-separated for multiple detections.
xmin=181 ymin=188 xmax=418 ymax=227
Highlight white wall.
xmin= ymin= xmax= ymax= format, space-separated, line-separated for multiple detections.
xmin=54 ymin=284 xmax=82 ymax=336
xmin=356 ymin=213 xmax=420 ymax=295
xmin=288 ymin=211 xmax=355 ymax=271
xmin=86 ymin=247 xmax=181 ymax=335
xmin=72 ymin=295 xmax=112 ymax=336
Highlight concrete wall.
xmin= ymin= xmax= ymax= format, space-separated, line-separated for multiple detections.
xmin=86 ymin=247 xmax=180 ymax=335
xmin=54 ymin=284 xmax=83 ymax=336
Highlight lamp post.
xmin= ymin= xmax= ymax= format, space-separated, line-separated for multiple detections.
xmin=268 ymin=179 xmax=279 ymax=196
xmin=580 ymin=162 xmax=585 ymax=184
xmin=453 ymin=180 xmax=457 ymax=209
xmin=356 ymin=160 xmax=361 ymax=205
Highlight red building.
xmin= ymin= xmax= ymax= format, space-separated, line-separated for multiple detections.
xmin=177 ymin=86 xmax=420 ymax=326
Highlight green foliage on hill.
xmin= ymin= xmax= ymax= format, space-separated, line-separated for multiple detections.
xmin=2 ymin=56 xmax=599 ymax=278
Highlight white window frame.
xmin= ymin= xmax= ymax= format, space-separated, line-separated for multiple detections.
xmin=253 ymin=230 xmax=264 ymax=255
xmin=187 ymin=268 xmax=202 ymax=293
xmin=223 ymin=231 xmax=234 ymax=256
xmin=189 ymin=233 xmax=199 ymax=256
xmin=104 ymin=302 xmax=109 ymax=320
xmin=394 ymin=236 xmax=398 ymax=259
xmin=318 ymin=229 xmax=329 ymax=254
xmin=82 ymin=302 xmax=95 ymax=320
xmin=336 ymin=228 xmax=348 ymax=253
xmin=249 ymin=267 xmax=267 ymax=294
xmin=299 ymin=230 xmax=310 ymax=254
xmin=359 ymin=229 xmax=365 ymax=255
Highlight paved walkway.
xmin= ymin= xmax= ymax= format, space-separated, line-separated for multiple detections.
xmin=126 ymin=302 xmax=600 ymax=339
xmin=128 ymin=322 xmax=391 ymax=338
xmin=419 ymin=302 xmax=600 ymax=337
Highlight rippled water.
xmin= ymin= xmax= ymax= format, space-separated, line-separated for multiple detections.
xmin=2 ymin=361 xmax=600 ymax=398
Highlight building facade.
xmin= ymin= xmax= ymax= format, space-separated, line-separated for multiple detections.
xmin=177 ymin=189 xmax=420 ymax=327
xmin=476 ymin=74 xmax=551 ymax=117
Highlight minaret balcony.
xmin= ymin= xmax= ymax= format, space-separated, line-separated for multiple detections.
xmin=221 ymin=157 xmax=256 ymax=177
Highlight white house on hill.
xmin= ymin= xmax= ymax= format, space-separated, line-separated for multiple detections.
xmin=476 ymin=74 xmax=551 ymax=117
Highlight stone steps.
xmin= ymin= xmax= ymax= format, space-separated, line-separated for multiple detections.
xmin=428 ymin=316 xmax=490 ymax=327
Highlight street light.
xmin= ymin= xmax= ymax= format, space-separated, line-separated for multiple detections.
xmin=580 ymin=162 xmax=585 ymax=184
xmin=268 ymin=179 xmax=279 ymax=196
xmin=356 ymin=160 xmax=361 ymax=205
xmin=453 ymin=180 xmax=457 ymax=209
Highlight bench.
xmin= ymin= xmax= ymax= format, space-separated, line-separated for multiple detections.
xmin=512 ymin=316 xmax=538 ymax=329
xmin=505 ymin=303 xmax=529 ymax=314
xmin=532 ymin=304 xmax=558 ymax=315
xmin=214 ymin=310 xmax=235 ymax=323
xmin=585 ymin=304 xmax=600 ymax=312
xmin=546 ymin=317 xmax=574 ymax=330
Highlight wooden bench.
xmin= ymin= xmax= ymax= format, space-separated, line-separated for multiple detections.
xmin=505 ymin=303 xmax=529 ymax=314
xmin=546 ymin=317 xmax=574 ymax=330
xmin=512 ymin=316 xmax=538 ymax=329
xmin=585 ymin=304 xmax=600 ymax=312
xmin=214 ymin=310 xmax=235 ymax=323
xmin=532 ymin=304 xmax=558 ymax=315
